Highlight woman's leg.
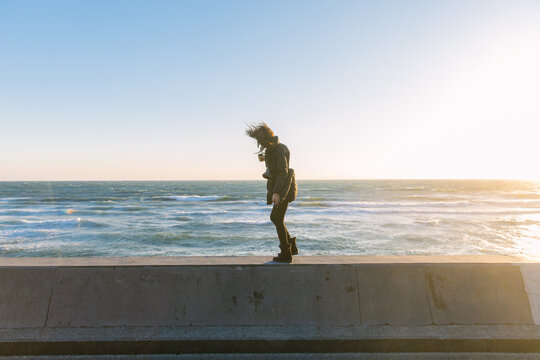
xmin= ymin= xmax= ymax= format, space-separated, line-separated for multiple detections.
xmin=270 ymin=200 xmax=290 ymax=249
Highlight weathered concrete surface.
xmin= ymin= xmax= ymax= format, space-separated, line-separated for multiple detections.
xmin=2 ymin=353 xmax=540 ymax=360
xmin=46 ymin=265 xmax=360 ymax=327
xmin=356 ymin=265 xmax=432 ymax=325
xmin=424 ymin=264 xmax=533 ymax=325
xmin=521 ymin=264 xmax=540 ymax=325
xmin=0 ymin=256 xmax=539 ymax=356
xmin=3 ymin=324 xmax=540 ymax=341
xmin=0 ymin=268 xmax=55 ymax=328
xmin=0 ymin=255 xmax=525 ymax=267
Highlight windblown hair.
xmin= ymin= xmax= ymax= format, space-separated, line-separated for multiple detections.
xmin=245 ymin=122 xmax=276 ymax=146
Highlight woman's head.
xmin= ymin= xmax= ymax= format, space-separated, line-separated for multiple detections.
xmin=245 ymin=122 xmax=277 ymax=148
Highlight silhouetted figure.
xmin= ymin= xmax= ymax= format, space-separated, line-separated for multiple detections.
xmin=246 ymin=123 xmax=298 ymax=262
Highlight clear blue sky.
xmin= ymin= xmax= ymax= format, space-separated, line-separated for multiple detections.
xmin=1 ymin=0 xmax=539 ymax=180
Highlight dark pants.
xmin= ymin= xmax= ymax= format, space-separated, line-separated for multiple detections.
xmin=270 ymin=199 xmax=291 ymax=249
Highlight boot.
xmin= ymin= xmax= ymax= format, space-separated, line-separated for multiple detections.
xmin=289 ymin=236 xmax=298 ymax=255
xmin=273 ymin=244 xmax=292 ymax=263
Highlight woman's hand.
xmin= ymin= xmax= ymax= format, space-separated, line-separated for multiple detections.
xmin=258 ymin=154 xmax=265 ymax=162
xmin=272 ymin=193 xmax=281 ymax=206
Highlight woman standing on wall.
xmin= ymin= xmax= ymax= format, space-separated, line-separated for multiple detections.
xmin=246 ymin=123 xmax=298 ymax=263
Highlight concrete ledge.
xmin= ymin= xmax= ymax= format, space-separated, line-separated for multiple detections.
xmin=2 ymin=354 xmax=540 ymax=360
xmin=0 ymin=255 xmax=527 ymax=267
xmin=2 ymin=325 xmax=540 ymax=341
xmin=0 ymin=256 xmax=538 ymax=355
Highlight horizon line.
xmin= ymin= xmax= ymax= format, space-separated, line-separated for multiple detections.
xmin=1 ymin=178 xmax=539 ymax=182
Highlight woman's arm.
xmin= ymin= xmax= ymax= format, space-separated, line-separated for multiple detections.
xmin=272 ymin=145 xmax=289 ymax=197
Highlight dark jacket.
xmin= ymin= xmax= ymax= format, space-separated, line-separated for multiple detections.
xmin=263 ymin=136 xmax=298 ymax=205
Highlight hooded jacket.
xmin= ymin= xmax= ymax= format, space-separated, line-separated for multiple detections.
xmin=263 ymin=136 xmax=298 ymax=205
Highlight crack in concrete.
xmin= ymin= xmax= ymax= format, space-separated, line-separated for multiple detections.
xmin=44 ymin=267 xmax=57 ymax=328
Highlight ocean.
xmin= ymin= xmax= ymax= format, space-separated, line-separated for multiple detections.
xmin=0 ymin=180 xmax=539 ymax=258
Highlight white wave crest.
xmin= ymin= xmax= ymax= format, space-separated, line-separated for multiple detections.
xmin=296 ymin=200 xmax=472 ymax=208
xmin=161 ymin=195 xmax=224 ymax=201
xmin=176 ymin=210 xmax=228 ymax=215
xmin=213 ymin=219 xmax=270 ymax=224
xmin=20 ymin=218 xmax=78 ymax=224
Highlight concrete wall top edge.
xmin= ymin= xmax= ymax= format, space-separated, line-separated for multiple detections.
xmin=0 ymin=255 xmax=532 ymax=267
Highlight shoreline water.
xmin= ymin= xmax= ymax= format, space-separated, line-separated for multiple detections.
xmin=1 ymin=180 xmax=539 ymax=258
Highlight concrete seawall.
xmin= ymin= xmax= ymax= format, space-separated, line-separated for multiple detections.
xmin=1 ymin=255 xmax=539 ymax=356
